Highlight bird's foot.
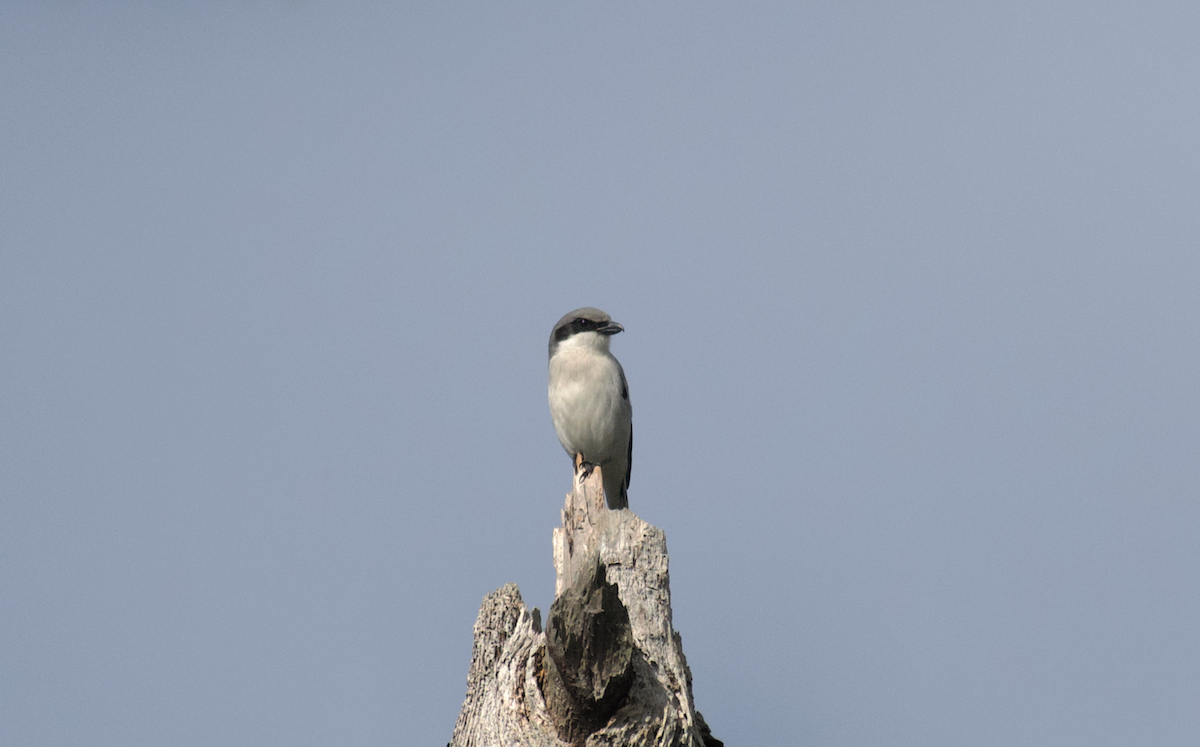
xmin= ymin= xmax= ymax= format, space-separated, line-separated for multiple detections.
xmin=576 ymin=460 xmax=597 ymax=482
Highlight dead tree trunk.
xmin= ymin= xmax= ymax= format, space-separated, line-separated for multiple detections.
xmin=449 ymin=467 xmax=722 ymax=747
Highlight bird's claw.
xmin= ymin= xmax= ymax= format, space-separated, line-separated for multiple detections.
xmin=577 ymin=460 xmax=597 ymax=482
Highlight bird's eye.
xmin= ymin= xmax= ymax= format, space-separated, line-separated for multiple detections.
xmin=575 ymin=318 xmax=588 ymax=326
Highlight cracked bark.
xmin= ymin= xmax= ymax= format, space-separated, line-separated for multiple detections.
xmin=449 ymin=467 xmax=722 ymax=747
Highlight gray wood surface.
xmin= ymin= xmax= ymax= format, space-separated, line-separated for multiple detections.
xmin=450 ymin=467 xmax=721 ymax=747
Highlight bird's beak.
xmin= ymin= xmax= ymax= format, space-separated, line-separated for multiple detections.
xmin=597 ymin=321 xmax=624 ymax=335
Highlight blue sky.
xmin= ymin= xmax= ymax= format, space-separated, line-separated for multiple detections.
xmin=3 ymin=3 xmax=1198 ymax=745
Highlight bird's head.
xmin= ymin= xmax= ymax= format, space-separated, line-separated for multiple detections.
xmin=548 ymin=307 xmax=623 ymax=358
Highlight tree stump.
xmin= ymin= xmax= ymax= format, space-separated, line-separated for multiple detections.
xmin=449 ymin=467 xmax=722 ymax=747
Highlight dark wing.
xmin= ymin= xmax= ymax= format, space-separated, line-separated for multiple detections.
xmin=625 ymin=421 xmax=632 ymax=492
xmin=618 ymin=363 xmax=631 ymax=492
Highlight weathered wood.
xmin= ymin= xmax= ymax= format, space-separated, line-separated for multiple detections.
xmin=543 ymin=555 xmax=635 ymax=745
xmin=552 ymin=454 xmax=609 ymax=597
xmin=450 ymin=466 xmax=721 ymax=747
xmin=449 ymin=584 xmax=556 ymax=747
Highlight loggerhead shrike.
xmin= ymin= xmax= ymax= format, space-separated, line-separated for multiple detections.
xmin=548 ymin=307 xmax=632 ymax=510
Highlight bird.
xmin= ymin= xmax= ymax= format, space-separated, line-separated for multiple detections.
xmin=547 ymin=307 xmax=633 ymax=510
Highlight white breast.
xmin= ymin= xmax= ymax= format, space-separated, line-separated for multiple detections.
xmin=548 ymin=342 xmax=631 ymax=462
